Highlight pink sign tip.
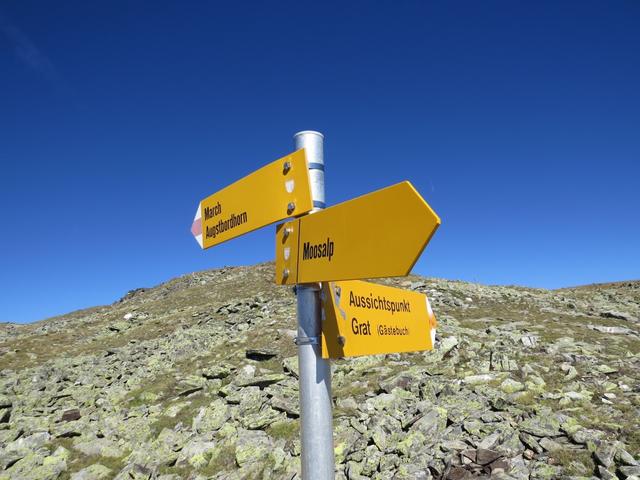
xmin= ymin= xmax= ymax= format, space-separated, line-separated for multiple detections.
xmin=191 ymin=218 xmax=202 ymax=237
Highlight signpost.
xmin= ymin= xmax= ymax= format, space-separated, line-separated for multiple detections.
xmin=292 ymin=131 xmax=335 ymax=480
xmin=321 ymin=280 xmax=438 ymax=358
xmin=191 ymin=149 xmax=313 ymax=249
xmin=275 ymin=181 xmax=440 ymax=285
xmin=190 ymin=131 xmax=442 ymax=480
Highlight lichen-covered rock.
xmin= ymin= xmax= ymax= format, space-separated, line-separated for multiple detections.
xmin=70 ymin=464 xmax=112 ymax=480
xmin=518 ymin=414 xmax=562 ymax=437
xmin=192 ymin=399 xmax=230 ymax=433
xmin=5 ymin=432 xmax=51 ymax=453
xmin=500 ymin=378 xmax=524 ymax=394
xmin=73 ymin=437 xmax=124 ymax=458
xmin=234 ymin=429 xmax=273 ymax=467
xmin=175 ymin=439 xmax=217 ymax=469
xmin=5 ymin=446 xmax=69 ymax=480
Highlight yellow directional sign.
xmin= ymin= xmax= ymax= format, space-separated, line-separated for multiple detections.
xmin=191 ymin=149 xmax=313 ymax=249
xmin=275 ymin=181 xmax=440 ymax=284
xmin=321 ymin=280 xmax=437 ymax=358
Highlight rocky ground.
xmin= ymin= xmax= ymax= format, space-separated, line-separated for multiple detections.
xmin=0 ymin=263 xmax=638 ymax=480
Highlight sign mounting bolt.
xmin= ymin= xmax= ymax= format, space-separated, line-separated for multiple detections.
xmin=287 ymin=202 xmax=295 ymax=214
xmin=283 ymin=161 xmax=291 ymax=174
xmin=282 ymin=269 xmax=290 ymax=280
xmin=337 ymin=336 xmax=346 ymax=347
xmin=283 ymin=226 xmax=293 ymax=239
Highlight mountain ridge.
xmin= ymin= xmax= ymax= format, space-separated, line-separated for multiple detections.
xmin=4 ymin=264 xmax=638 ymax=327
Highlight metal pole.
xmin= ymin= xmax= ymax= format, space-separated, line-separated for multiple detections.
xmin=294 ymin=131 xmax=335 ymax=479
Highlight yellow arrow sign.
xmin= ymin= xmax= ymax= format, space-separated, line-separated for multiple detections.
xmin=191 ymin=149 xmax=313 ymax=249
xmin=321 ymin=280 xmax=437 ymax=358
xmin=275 ymin=181 xmax=440 ymax=284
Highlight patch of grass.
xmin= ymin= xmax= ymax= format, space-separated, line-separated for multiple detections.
xmin=53 ymin=437 xmax=128 ymax=479
xmin=512 ymin=391 xmax=536 ymax=405
xmin=267 ymin=420 xmax=299 ymax=440
xmin=551 ymin=448 xmax=595 ymax=476
xmin=333 ymin=382 xmax=370 ymax=400
xmin=157 ymin=464 xmax=192 ymax=478
xmin=123 ymin=373 xmax=178 ymax=405
xmin=149 ymin=393 xmax=211 ymax=436
xmin=203 ymin=442 xmax=238 ymax=474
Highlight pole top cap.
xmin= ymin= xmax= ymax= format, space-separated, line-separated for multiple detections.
xmin=294 ymin=130 xmax=324 ymax=139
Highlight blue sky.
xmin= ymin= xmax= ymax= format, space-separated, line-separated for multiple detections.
xmin=1 ymin=1 xmax=639 ymax=323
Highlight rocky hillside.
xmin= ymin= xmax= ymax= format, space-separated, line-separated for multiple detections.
xmin=0 ymin=263 xmax=638 ymax=480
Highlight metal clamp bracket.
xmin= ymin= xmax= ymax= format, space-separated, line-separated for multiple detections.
xmin=294 ymin=336 xmax=320 ymax=346
xmin=308 ymin=162 xmax=325 ymax=171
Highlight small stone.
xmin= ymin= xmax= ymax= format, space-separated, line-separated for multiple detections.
xmin=521 ymin=335 xmax=538 ymax=347
xmin=490 ymin=351 xmax=518 ymax=371
xmin=73 ymin=438 xmax=123 ymax=458
xmin=500 ymin=378 xmax=524 ymax=393
xmin=176 ymin=386 xmax=203 ymax=397
xmin=438 ymin=336 xmax=458 ymax=356
xmin=6 ymin=432 xmax=51 ymax=453
xmin=569 ymin=428 xmax=605 ymax=446
xmin=0 ymin=451 xmax=23 ymax=470
xmin=620 ymin=466 xmax=640 ymax=477
xmin=70 ymin=464 xmax=112 ymax=480
xmin=560 ymin=363 xmax=578 ymax=380
xmin=163 ymin=402 xmax=189 ymax=418
xmin=597 ymin=465 xmax=620 ymax=480
xmin=245 ymin=348 xmax=278 ymax=361
xmin=336 ymin=397 xmax=358 ymax=412
xmin=175 ymin=440 xmax=217 ymax=468
xmin=597 ymin=365 xmax=619 ymax=374
xmin=0 ymin=408 xmax=12 ymax=423
xmin=236 ymin=373 xmax=286 ymax=389
xmin=588 ymin=325 xmax=632 ymax=335
xmin=241 ymin=407 xmax=282 ymax=430
xmin=282 ymin=356 xmax=299 ymax=378
xmin=599 ymin=310 xmax=633 ymax=321
xmin=476 ymin=448 xmax=502 ymax=465
xmin=192 ymin=399 xmax=229 ymax=433
xmin=539 ymin=437 xmax=562 ymax=452
xmin=477 ymin=432 xmax=500 ymax=450
xmin=235 ymin=430 xmax=273 ymax=467
xmin=442 ymin=440 xmax=470 ymax=451
xmin=595 ymin=442 xmax=617 ymax=468
xmin=61 ymin=409 xmax=81 ymax=422
xmin=519 ymin=432 xmax=543 ymax=454
xmin=345 ymin=460 xmax=364 ymax=478
xmin=490 ymin=458 xmax=510 ymax=474
xmin=617 ymin=449 xmax=640 ymax=466
xmin=239 ymin=364 xmax=256 ymax=378
xmin=446 ymin=466 xmax=470 ymax=480
xmin=108 ymin=321 xmax=130 ymax=332
xmin=462 ymin=374 xmax=494 ymax=385
xmin=530 ymin=460 xmax=562 ymax=479
xmin=461 ymin=449 xmax=476 ymax=462
xmin=563 ymin=390 xmax=591 ymax=402
xmin=201 ymin=365 xmax=232 ymax=379
xmin=519 ymin=415 xmax=562 ymax=437
xmin=270 ymin=395 xmax=299 ymax=417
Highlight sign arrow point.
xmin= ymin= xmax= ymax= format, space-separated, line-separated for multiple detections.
xmin=276 ymin=181 xmax=440 ymax=284
xmin=191 ymin=204 xmax=203 ymax=248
